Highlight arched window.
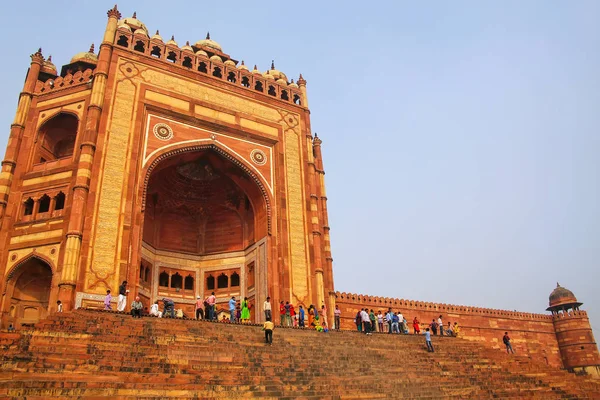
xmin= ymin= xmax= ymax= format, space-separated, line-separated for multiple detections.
xmin=198 ymin=62 xmax=207 ymax=73
xmin=23 ymin=198 xmax=34 ymax=216
xmin=36 ymin=113 xmax=78 ymax=162
xmin=281 ymin=90 xmax=289 ymax=101
xmin=144 ymin=267 xmax=151 ymax=283
xmin=217 ymin=273 xmax=228 ymax=289
xmin=241 ymin=76 xmax=250 ymax=88
xmin=206 ymin=274 xmax=215 ymax=290
xmin=293 ymin=94 xmax=302 ymax=105
xmin=230 ymin=272 xmax=240 ymax=287
xmin=268 ymin=86 xmax=276 ymax=96
xmin=54 ymin=192 xmax=65 ymax=210
xmin=117 ymin=35 xmax=129 ymax=47
xmin=182 ymin=56 xmax=192 ymax=68
xmin=167 ymin=51 xmax=177 ymax=63
xmin=255 ymin=81 xmax=263 ymax=92
xmin=159 ymin=271 xmax=169 ymax=287
xmin=227 ymin=72 xmax=236 ymax=83
xmin=38 ymin=195 xmax=50 ymax=214
xmin=213 ymin=67 xmax=222 ymax=78
xmin=171 ymin=272 xmax=182 ymax=289
xmin=134 ymin=41 xmax=145 ymax=53
xmin=184 ymin=275 xmax=194 ymax=290
xmin=151 ymin=46 xmax=161 ymax=58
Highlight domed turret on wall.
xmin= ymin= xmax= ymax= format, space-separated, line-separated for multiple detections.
xmin=548 ymin=283 xmax=600 ymax=377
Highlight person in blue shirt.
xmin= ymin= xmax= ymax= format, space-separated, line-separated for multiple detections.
xmin=391 ymin=313 xmax=400 ymax=334
xmin=228 ymin=296 xmax=236 ymax=322
xmin=424 ymin=328 xmax=434 ymax=352
xmin=298 ymin=305 xmax=305 ymax=328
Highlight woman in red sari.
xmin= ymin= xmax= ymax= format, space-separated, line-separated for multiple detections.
xmin=413 ymin=317 xmax=421 ymax=334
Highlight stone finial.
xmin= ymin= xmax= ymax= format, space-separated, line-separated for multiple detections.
xmin=186 ymin=41 xmax=190 ymax=46
xmin=297 ymin=73 xmax=306 ymax=86
xmin=31 ymin=48 xmax=44 ymax=63
xmin=156 ymin=30 xmax=160 ymax=35
xmin=132 ymin=11 xmax=137 ymax=18
xmin=107 ymin=4 xmax=121 ymax=19
xmin=253 ymin=64 xmax=258 ymax=70
xmin=206 ymin=32 xmax=211 ymax=40
xmin=271 ymin=60 xmax=275 ymax=70
xmin=241 ymin=60 xmax=245 ymax=66
xmin=47 ymin=55 xmax=52 ymax=62
xmin=557 ymin=282 xmax=561 ymax=287
xmin=89 ymin=43 xmax=95 ymax=53
xmin=171 ymin=35 xmax=175 ymax=41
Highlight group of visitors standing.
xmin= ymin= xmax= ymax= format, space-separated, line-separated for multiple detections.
xmin=354 ymin=309 xmax=462 ymax=338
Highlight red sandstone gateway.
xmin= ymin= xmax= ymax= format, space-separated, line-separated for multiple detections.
xmin=0 ymin=4 xmax=598 ymax=382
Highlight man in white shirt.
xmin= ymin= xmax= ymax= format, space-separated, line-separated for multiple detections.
xmin=438 ymin=315 xmax=444 ymax=336
xmin=386 ymin=308 xmax=393 ymax=334
xmin=360 ymin=308 xmax=371 ymax=335
xmin=263 ymin=296 xmax=272 ymax=321
xmin=150 ymin=301 xmax=162 ymax=318
xmin=397 ymin=312 xmax=405 ymax=333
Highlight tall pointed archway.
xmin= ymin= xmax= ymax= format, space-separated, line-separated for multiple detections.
xmin=135 ymin=147 xmax=270 ymax=321
xmin=2 ymin=257 xmax=53 ymax=329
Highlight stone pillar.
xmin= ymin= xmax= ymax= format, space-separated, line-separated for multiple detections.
xmin=58 ymin=5 xmax=121 ymax=310
xmin=306 ymin=131 xmax=324 ymax=308
xmin=0 ymin=49 xmax=44 ymax=221
xmin=297 ymin=74 xmax=309 ymax=108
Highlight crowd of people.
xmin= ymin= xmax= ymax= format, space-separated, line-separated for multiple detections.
xmin=101 ymin=286 xmax=520 ymax=354
xmin=353 ymin=308 xmax=462 ymax=338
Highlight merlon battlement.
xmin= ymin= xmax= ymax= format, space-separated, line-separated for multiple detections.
xmin=334 ymin=291 xmax=553 ymax=320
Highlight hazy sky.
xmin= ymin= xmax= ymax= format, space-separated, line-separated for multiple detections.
xmin=0 ymin=1 xmax=598 ymax=337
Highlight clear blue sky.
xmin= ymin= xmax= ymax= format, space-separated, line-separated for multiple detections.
xmin=0 ymin=1 xmax=598 ymax=337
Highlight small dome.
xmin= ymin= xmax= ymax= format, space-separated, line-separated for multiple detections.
xmin=181 ymin=41 xmax=194 ymax=52
xmin=263 ymin=71 xmax=275 ymax=80
xmin=118 ymin=12 xmax=148 ymax=34
xmin=276 ymin=78 xmax=287 ymax=86
xmin=41 ymin=55 xmax=57 ymax=75
xmin=548 ymin=283 xmax=580 ymax=309
xmin=238 ymin=60 xmax=249 ymax=71
xmin=166 ymin=35 xmax=178 ymax=47
xmin=252 ymin=65 xmax=262 ymax=75
xmin=194 ymin=32 xmax=222 ymax=52
xmin=196 ymin=50 xmax=208 ymax=57
xmin=288 ymin=79 xmax=299 ymax=88
xmin=134 ymin=28 xmax=148 ymax=37
xmin=224 ymin=60 xmax=235 ymax=67
xmin=117 ymin=24 xmax=132 ymax=32
xmin=70 ymin=44 xmax=98 ymax=65
xmin=210 ymin=55 xmax=223 ymax=63
xmin=266 ymin=60 xmax=286 ymax=80
xmin=151 ymin=30 xmax=163 ymax=42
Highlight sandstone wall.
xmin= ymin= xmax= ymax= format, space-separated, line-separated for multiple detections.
xmin=334 ymin=291 xmax=562 ymax=368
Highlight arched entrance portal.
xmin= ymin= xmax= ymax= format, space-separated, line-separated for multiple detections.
xmin=138 ymin=148 xmax=269 ymax=321
xmin=3 ymin=258 xmax=53 ymax=328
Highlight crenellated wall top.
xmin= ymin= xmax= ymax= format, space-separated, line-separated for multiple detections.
xmin=552 ymin=310 xmax=588 ymax=320
xmin=34 ymin=69 xmax=94 ymax=95
xmin=334 ymin=291 xmax=554 ymax=320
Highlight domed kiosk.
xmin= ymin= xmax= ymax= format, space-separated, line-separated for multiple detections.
xmin=547 ymin=283 xmax=600 ymax=377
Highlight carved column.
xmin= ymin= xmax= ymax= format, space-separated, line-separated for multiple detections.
xmin=0 ymin=49 xmax=44 ymax=222
xmin=313 ymin=134 xmax=335 ymax=327
xmin=58 ymin=5 xmax=121 ymax=310
xmin=306 ymin=131 xmax=324 ymax=309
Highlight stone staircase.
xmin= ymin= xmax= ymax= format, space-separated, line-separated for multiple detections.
xmin=0 ymin=309 xmax=599 ymax=399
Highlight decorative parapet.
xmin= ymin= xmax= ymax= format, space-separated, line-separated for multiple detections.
xmin=34 ymin=69 xmax=94 ymax=94
xmin=334 ymin=291 xmax=553 ymax=320
xmin=552 ymin=310 xmax=588 ymax=320
xmin=113 ymin=28 xmax=304 ymax=108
